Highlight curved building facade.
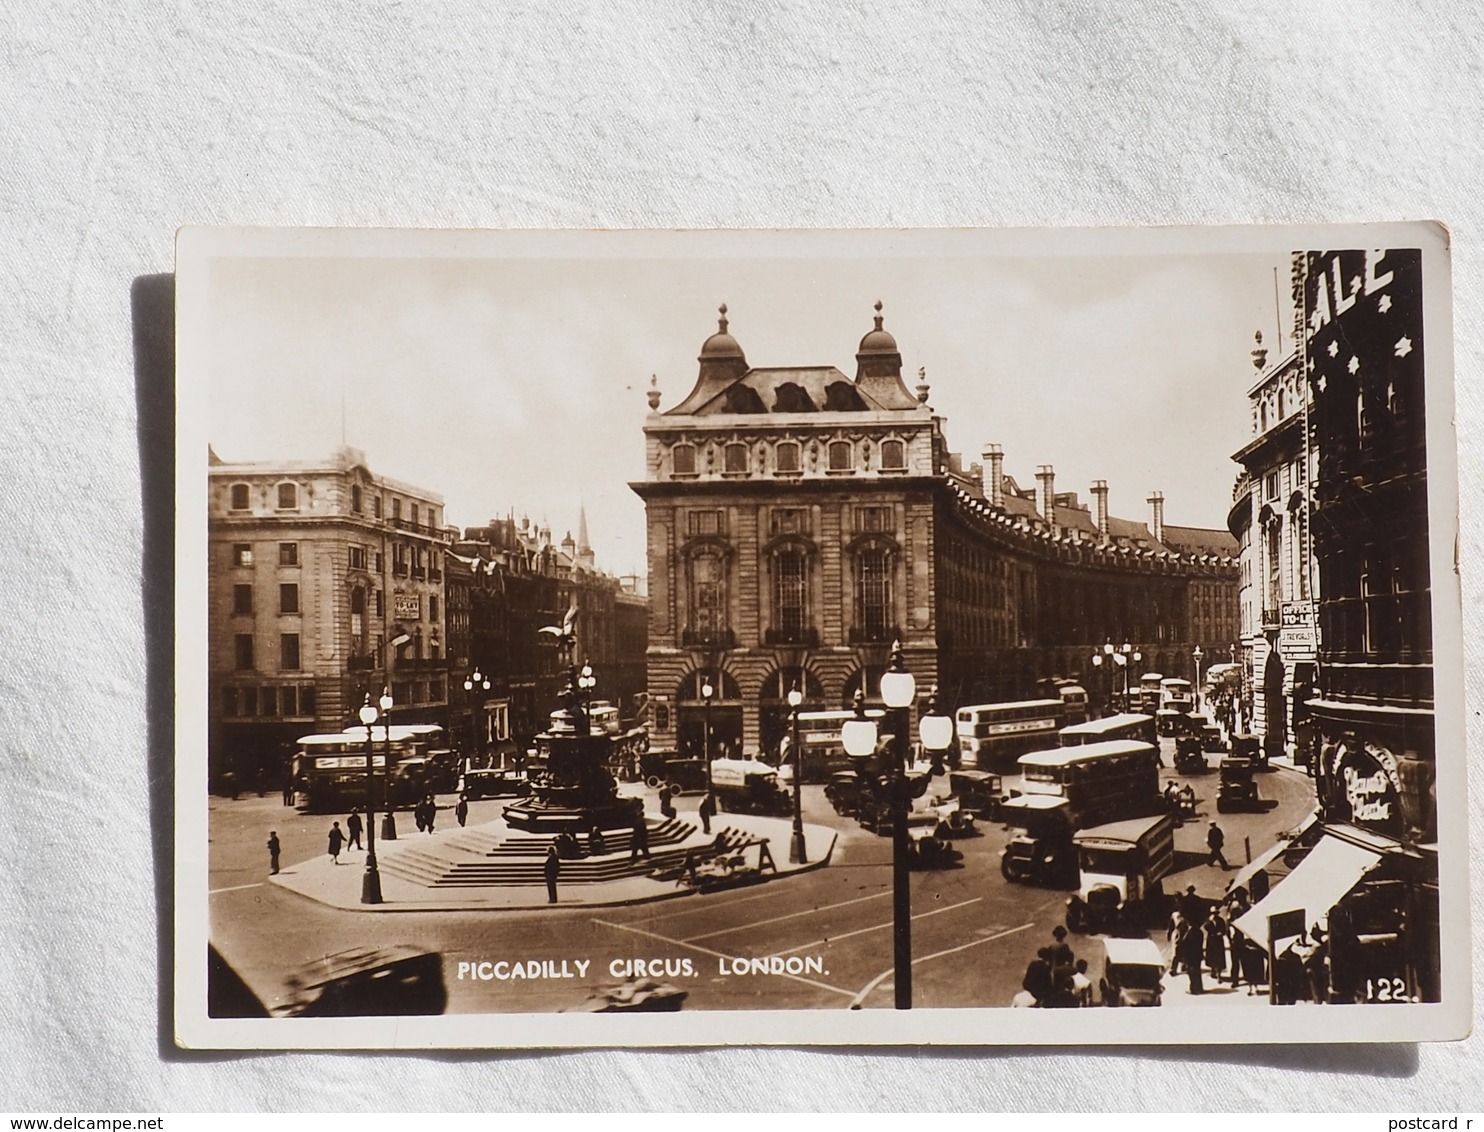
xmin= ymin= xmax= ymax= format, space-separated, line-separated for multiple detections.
xmin=632 ymin=305 xmax=1240 ymax=759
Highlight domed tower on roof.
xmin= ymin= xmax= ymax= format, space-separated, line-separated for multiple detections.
xmin=665 ymin=304 xmax=752 ymax=415
xmin=854 ymin=301 xmax=919 ymax=409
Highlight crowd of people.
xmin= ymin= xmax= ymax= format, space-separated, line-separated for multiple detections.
xmin=1015 ymin=926 xmax=1094 ymax=1008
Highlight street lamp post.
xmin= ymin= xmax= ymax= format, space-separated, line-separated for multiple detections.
xmin=1115 ymin=642 xmax=1141 ymax=708
xmin=578 ymin=660 xmax=597 ymax=736
xmin=787 ymin=682 xmax=806 ymax=864
xmin=838 ymin=642 xmax=952 ymax=1010
xmin=358 ymin=693 xmax=383 ymax=905
xmin=1192 ymin=646 xmax=1204 ymax=709
xmin=1090 ymin=653 xmax=1104 ymax=715
xmin=701 ymin=677 xmax=715 ymax=793
xmin=463 ymin=667 xmax=491 ymax=769
xmin=379 ymin=687 xmax=397 ymax=840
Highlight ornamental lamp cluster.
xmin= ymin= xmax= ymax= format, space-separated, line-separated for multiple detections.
xmin=835 ymin=641 xmax=955 ymax=1010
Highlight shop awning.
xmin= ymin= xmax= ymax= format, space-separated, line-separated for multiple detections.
xmin=1233 ymin=833 xmax=1383 ymax=952
xmin=1226 ymin=811 xmax=1319 ymax=894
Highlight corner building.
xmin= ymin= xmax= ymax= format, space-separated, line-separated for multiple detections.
xmin=632 ymin=306 xmax=1239 ymax=759
xmin=207 ymin=446 xmax=450 ymax=790
xmin=1303 ymin=248 xmax=1439 ymax=1001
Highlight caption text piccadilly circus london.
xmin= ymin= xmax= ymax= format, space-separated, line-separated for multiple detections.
xmin=456 ymin=954 xmax=829 ymax=982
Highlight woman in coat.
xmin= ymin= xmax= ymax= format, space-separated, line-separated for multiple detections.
xmin=1204 ymin=912 xmax=1229 ymax=983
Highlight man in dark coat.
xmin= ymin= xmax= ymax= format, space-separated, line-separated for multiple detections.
xmin=544 ymin=845 xmax=561 ymax=904
xmin=629 ymin=816 xmax=651 ymax=860
xmin=455 ymin=796 xmax=469 ymax=828
xmin=346 ymin=808 xmax=364 ymax=851
xmin=698 ymin=791 xmax=717 ymax=835
xmin=1178 ymin=920 xmax=1205 ymax=994
xmin=1207 ymin=821 xmax=1229 ymax=869
xmin=267 ymin=831 xmax=281 ymax=875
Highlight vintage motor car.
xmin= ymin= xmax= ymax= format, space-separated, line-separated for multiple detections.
xmin=1216 ymin=756 xmax=1262 ymax=812
xmin=1066 ymin=812 xmax=1176 ymax=935
xmin=1099 ymin=937 xmax=1167 ymax=1007
xmin=824 ymin=770 xmax=863 ymax=817
xmin=1174 ymin=728 xmax=1208 ymax=775
xmin=998 ymin=794 xmax=1077 ymax=887
xmin=709 ymin=757 xmax=792 ymax=816
xmin=638 ymin=749 xmax=709 ymax=794
xmin=948 ymin=769 xmax=1004 ymax=822
xmin=279 ymin=945 xmax=447 ymax=1017
xmin=906 ymin=811 xmax=963 ymax=869
xmin=460 ymin=767 xmax=531 ymax=800
xmin=1231 ymin=732 xmax=1266 ymax=769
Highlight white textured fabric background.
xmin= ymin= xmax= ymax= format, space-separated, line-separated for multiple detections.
xmin=2 ymin=0 xmax=1481 ymax=1112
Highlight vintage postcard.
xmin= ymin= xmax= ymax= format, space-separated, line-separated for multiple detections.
xmin=174 ymin=224 xmax=1467 ymax=1048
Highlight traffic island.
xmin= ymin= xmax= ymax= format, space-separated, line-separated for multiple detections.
xmin=269 ymin=811 xmax=837 ymax=912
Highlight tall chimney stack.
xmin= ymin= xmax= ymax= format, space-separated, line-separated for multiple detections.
xmin=983 ymin=444 xmax=1004 ymax=508
xmin=1036 ymin=465 xmax=1056 ymax=529
xmin=1148 ymin=491 xmax=1165 ymax=545
xmin=1092 ymin=480 xmax=1110 ymax=543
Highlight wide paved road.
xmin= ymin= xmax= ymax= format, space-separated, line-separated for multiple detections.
xmin=208 ymin=747 xmax=1315 ymax=1015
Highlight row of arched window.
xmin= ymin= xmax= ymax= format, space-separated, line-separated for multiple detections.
xmin=670 ymin=436 xmax=908 ymax=478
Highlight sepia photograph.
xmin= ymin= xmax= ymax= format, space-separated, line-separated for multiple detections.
xmin=174 ymin=224 xmax=1466 ymax=1049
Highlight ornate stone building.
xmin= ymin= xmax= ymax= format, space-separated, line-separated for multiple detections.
xmin=447 ymin=514 xmax=649 ymax=759
xmin=1229 ymin=325 xmax=1319 ymax=758
xmin=632 ymin=305 xmax=1240 ymax=759
xmin=207 ymin=446 xmax=449 ymax=789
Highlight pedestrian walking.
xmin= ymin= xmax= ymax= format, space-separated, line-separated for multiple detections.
xmin=346 ymin=808 xmax=364 ymax=851
xmin=1207 ymin=820 xmax=1229 ymax=869
xmin=424 ymin=796 xmax=437 ymax=833
xmin=456 ymin=795 xmax=469 ymax=828
xmin=698 ymin=790 xmax=716 ymax=835
xmin=629 ymin=816 xmax=651 ymax=860
xmin=1204 ymin=911 xmax=1229 ymax=983
xmin=282 ymin=771 xmax=294 ymax=807
xmin=327 ymin=822 xmax=344 ymax=864
xmin=658 ymin=783 xmax=676 ymax=820
xmin=544 ymin=845 xmax=561 ymax=904
xmin=1178 ymin=918 xmax=1205 ymax=994
xmin=1167 ymin=910 xmax=1187 ymax=974
xmin=1236 ymin=932 xmax=1268 ymax=993
xmin=267 ymin=831 xmax=281 ymax=875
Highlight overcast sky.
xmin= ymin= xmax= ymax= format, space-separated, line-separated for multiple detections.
xmin=202 ymin=229 xmax=1299 ymax=577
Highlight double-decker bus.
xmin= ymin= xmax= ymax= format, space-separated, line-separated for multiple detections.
xmin=341 ymin=722 xmax=459 ymax=793
xmin=954 ymin=699 xmax=1065 ymax=769
xmin=295 ymin=728 xmax=433 ymax=813
xmin=1012 ymin=738 xmax=1163 ymax=830
xmin=1059 ymin=712 xmax=1157 ymax=748
xmin=791 ymin=708 xmax=887 ymax=783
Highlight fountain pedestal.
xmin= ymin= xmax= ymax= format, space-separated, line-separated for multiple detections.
xmin=502 ymin=709 xmax=643 ymax=834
